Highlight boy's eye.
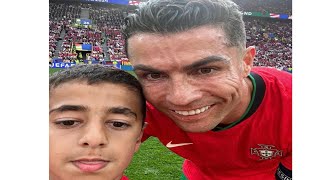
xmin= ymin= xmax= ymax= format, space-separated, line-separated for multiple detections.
xmin=61 ymin=120 xmax=76 ymax=126
xmin=55 ymin=120 xmax=80 ymax=128
xmin=108 ymin=121 xmax=130 ymax=130
xmin=113 ymin=122 xmax=127 ymax=127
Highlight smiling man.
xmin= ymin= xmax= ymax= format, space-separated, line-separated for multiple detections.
xmin=123 ymin=0 xmax=292 ymax=179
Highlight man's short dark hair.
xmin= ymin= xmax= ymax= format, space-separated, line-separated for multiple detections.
xmin=122 ymin=0 xmax=246 ymax=53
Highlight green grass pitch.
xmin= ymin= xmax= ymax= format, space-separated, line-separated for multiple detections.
xmin=49 ymin=68 xmax=184 ymax=179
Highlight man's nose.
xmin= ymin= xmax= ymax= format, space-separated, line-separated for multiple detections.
xmin=166 ymin=77 xmax=202 ymax=106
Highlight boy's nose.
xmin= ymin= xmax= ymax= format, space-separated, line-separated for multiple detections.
xmin=78 ymin=123 xmax=108 ymax=148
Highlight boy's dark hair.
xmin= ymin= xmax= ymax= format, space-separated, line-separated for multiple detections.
xmin=49 ymin=64 xmax=146 ymax=124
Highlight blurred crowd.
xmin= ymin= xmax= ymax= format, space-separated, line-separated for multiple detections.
xmin=245 ymin=17 xmax=292 ymax=69
xmin=49 ymin=0 xmax=292 ymax=69
xmin=233 ymin=0 xmax=292 ymax=15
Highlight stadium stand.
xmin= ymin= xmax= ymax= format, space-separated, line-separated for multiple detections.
xmin=49 ymin=0 xmax=292 ymax=71
xmin=245 ymin=16 xmax=292 ymax=69
xmin=233 ymin=0 xmax=292 ymax=15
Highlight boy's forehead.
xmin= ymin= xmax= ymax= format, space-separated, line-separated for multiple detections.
xmin=50 ymin=81 xmax=142 ymax=107
xmin=61 ymin=80 xmax=128 ymax=89
xmin=52 ymin=79 xmax=122 ymax=89
xmin=51 ymin=80 xmax=140 ymax=99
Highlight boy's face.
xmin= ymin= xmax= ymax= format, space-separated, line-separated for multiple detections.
xmin=49 ymin=81 xmax=144 ymax=180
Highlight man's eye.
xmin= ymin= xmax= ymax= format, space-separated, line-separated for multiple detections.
xmin=54 ymin=120 xmax=80 ymax=128
xmin=198 ymin=68 xmax=215 ymax=74
xmin=146 ymin=73 xmax=162 ymax=80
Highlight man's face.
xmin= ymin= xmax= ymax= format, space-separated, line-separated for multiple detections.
xmin=49 ymin=82 xmax=143 ymax=180
xmin=128 ymin=25 xmax=254 ymax=132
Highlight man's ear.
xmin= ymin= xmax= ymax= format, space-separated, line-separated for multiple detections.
xmin=242 ymin=46 xmax=256 ymax=77
xmin=134 ymin=122 xmax=148 ymax=153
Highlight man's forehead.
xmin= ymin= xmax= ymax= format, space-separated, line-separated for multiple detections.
xmin=127 ymin=28 xmax=229 ymax=60
xmin=128 ymin=25 xmax=226 ymax=42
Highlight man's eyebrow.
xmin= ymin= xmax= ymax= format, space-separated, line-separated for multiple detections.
xmin=108 ymin=106 xmax=137 ymax=119
xmin=49 ymin=105 xmax=87 ymax=114
xmin=183 ymin=55 xmax=230 ymax=71
xmin=133 ymin=55 xmax=229 ymax=73
xmin=133 ymin=64 xmax=163 ymax=73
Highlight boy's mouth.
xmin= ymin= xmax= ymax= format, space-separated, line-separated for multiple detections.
xmin=72 ymin=158 xmax=109 ymax=172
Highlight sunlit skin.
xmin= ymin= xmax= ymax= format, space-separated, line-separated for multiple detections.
xmin=127 ymin=25 xmax=256 ymax=132
xmin=49 ymin=82 xmax=144 ymax=180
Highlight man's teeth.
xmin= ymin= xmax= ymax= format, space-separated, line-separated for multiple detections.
xmin=174 ymin=106 xmax=210 ymax=116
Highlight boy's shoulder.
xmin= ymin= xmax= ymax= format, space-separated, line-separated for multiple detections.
xmin=121 ymin=175 xmax=129 ymax=180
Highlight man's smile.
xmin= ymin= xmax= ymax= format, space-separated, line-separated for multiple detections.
xmin=173 ymin=105 xmax=212 ymax=116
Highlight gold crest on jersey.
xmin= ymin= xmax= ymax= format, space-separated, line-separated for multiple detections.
xmin=251 ymin=144 xmax=283 ymax=160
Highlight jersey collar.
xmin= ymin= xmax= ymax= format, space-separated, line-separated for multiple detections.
xmin=213 ymin=72 xmax=266 ymax=131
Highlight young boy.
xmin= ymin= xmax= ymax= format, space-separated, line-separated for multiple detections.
xmin=49 ymin=64 xmax=146 ymax=180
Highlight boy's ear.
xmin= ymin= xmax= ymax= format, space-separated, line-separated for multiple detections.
xmin=134 ymin=122 xmax=147 ymax=153
xmin=141 ymin=122 xmax=147 ymax=131
xmin=242 ymin=46 xmax=256 ymax=77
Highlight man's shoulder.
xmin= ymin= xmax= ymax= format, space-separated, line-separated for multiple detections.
xmin=252 ymin=67 xmax=292 ymax=90
xmin=146 ymin=102 xmax=172 ymax=121
xmin=251 ymin=67 xmax=292 ymax=116
xmin=252 ymin=67 xmax=291 ymax=78
xmin=143 ymin=102 xmax=186 ymax=140
xmin=146 ymin=102 xmax=161 ymax=115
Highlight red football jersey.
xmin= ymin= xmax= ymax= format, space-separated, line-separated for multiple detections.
xmin=121 ymin=175 xmax=129 ymax=180
xmin=142 ymin=67 xmax=292 ymax=179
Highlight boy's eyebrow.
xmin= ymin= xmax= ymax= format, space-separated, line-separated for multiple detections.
xmin=49 ymin=105 xmax=87 ymax=114
xmin=133 ymin=55 xmax=229 ymax=73
xmin=49 ymin=105 xmax=137 ymax=119
xmin=108 ymin=106 xmax=137 ymax=119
